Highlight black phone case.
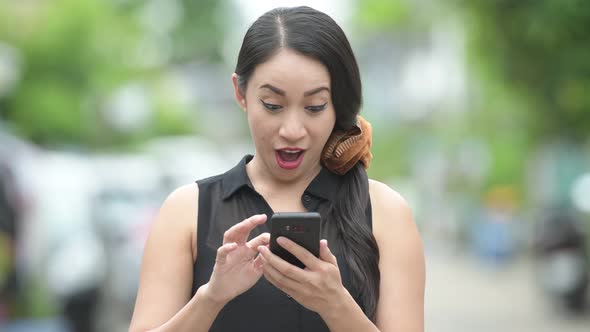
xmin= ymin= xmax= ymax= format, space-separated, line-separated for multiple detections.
xmin=269 ymin=212 xmax=321 ymax=269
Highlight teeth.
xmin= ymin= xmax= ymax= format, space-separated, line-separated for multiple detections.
xmin=283 ymin=150 xmax=300 ymax=153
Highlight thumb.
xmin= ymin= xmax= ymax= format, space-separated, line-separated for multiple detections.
xmin=319 ymin=239 xmax=337 ymax=265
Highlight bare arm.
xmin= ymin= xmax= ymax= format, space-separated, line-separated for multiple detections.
xmin=129 ymin=183 xmax=222 ymax=332
xmin=371 ymin=179 xmax=425 ymax=332
xmin=309 ymin=180 xmax=426 ymax=332
xmin=320 ymin=180 xmax=426 ymax=331
xmin=129 ymin=183 xmax=270 ymax=332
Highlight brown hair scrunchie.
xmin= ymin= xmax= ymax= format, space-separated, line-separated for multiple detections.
xmin=321 ymin=116 xmax=373 ymax=175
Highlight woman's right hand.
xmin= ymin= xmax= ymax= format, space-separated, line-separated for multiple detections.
xmin=199 ymin=214 xmax=269 ymax=305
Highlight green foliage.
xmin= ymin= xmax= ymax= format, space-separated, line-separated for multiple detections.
xmin=172 ymin=0 xmax=224 ymax=62
xmin=456 ymin=0 xmax=590 ymax=141
xmin=368 ymin=125 xmax=410 ymax=180
xmin=8 ymin=79 xmax=90 ymax=143
xmin=0 ymin=0 xmax=222 ymax=148
xmin=355 ymin=0 xmax=411 ymax=31
xmin=0 ymin=0 xmax=142 ymax=146
xmin=151 ymin=102 xmax=195 ymax=137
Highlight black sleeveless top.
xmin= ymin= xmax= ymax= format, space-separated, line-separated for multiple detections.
xmin=192 ymin=155 xmax=372 ymax=331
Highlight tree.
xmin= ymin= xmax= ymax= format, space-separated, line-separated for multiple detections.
xmin=0 ymin=0 xmax=224 ymax=148
xmin=455 ymin=0 xmax=590 ymax=141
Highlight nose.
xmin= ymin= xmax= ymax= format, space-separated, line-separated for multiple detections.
xmin=278 ymin=111 xmax=306 ymax=143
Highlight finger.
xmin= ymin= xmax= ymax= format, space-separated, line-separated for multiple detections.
xmin=257 ymin=245 xmax=308 ymax=281
xmin=223 ymin=214 xmax=267 ymax=245
xmin=253 ymin=254 xmax=264 ymax=271
xmin=216 ymin=242 xmax=238 ymax=265
xmin=276 ymin=236 xmax=320 ymax=270
xmin=319 ymin=239 xmax=338 ymax=265
xmin=246 ymin=232 xmax=270 ymax=250
xmin=262 ymin=256 xmax=300 ymax=294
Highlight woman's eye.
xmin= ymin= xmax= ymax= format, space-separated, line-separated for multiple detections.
xmin=305 ymin=103 xmax=328 ymax=113
xmin=261 ymin=100 xmax=282 ymax=111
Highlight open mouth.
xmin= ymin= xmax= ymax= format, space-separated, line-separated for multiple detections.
xmin=275 ymin=149 xmax=305 ymax=170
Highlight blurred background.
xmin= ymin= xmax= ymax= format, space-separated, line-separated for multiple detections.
xmin=0 ymin=0 xmax=589 ymax=331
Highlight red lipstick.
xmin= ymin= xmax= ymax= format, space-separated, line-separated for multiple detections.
xmin=275 ymin=148 xmax=305 ymax=170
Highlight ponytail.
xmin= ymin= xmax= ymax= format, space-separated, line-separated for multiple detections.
xmin=329 ymin=163 xmax=380 ymax=321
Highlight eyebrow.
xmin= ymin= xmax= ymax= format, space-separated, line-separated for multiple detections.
xmin=259 ymin=84 xmax=330 ymax=97
xmin=304 ymin=86 xmax=330 ymax=97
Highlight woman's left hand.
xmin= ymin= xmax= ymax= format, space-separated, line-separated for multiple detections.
xmin=257 ymin=238 xmax=348 ymax=315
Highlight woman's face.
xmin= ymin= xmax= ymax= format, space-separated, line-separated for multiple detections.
xmin=233 ymin=48 xmax=336 ymax=182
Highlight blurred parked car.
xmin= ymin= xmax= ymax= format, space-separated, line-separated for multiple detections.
xmin=0 ymin=124 xmax=39 ymax=319
xmin=26 ymin=151 xmax=103 ymax=332
xmin=142 ymin=135 xmax=238 ymax=193
xmin=89 ymin=153 xmax=163 ymax=332
xmin=534 ymin=208 xmax=589 ymax=313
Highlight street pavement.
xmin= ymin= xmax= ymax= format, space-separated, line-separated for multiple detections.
xmin=424 ymin=242 xmax=590 ymax=332
xmin=3 ymin=241 xmax=590 ymax=332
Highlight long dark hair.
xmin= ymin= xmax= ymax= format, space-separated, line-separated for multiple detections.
xmin=234 ymin=6 xmax=380 ymax=321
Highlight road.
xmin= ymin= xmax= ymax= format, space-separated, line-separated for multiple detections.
xmin=2 ymin=242 xmax=589 ymax=332
xmin=424 ymin=243 xmax=590 ymax=332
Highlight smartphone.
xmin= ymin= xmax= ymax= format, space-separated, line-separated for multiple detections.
xmin=269 ymin=212 xmax=321 ymax=269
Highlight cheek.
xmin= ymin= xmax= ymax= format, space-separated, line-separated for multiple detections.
xmin=316 ymin=110 xmax=337 ymax=144
xmin=317 ymin=128 xmax=333 ymax=148
xmin=247 ymin=110 xmax=273 ymax=144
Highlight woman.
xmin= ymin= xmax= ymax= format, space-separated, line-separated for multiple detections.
xmin=129 ymin=6 xmax=424 ymax=332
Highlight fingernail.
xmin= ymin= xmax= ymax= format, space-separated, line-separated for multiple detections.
xmin=277 ymin=237 xmax=286 ymax=245
xmin=258 ymin=245 xmax=267 ymax=252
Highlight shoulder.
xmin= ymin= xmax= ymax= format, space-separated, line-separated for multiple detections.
xmin=368 ymin=179 xmax=410 ymax=212
xmin=368 ymin=179 xmax=413 ymax=227
xmin=367 ymin=179 xmax=422 ymax=255
xmin=160 ymin=182 xmax=199 ymax=217
xmin=152 ymin=183 xmax=199 ymax=260
xmin=154 ymin=183 xmax=199 ymax=236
